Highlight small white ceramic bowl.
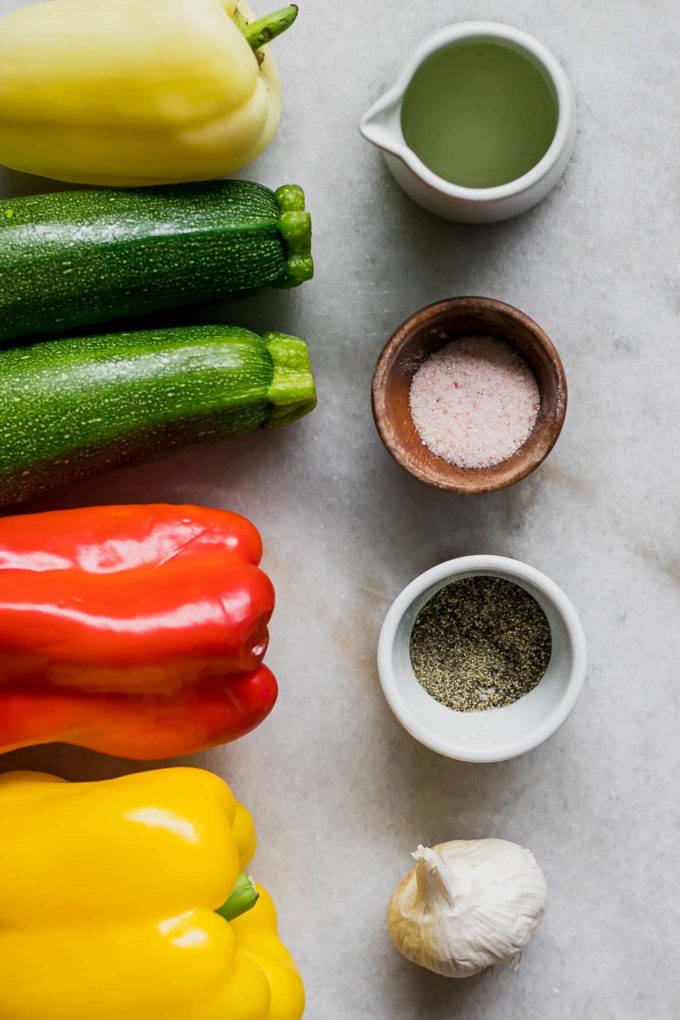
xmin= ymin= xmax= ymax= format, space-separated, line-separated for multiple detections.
xmin=378 ymin=556 xmax=586 ymax=762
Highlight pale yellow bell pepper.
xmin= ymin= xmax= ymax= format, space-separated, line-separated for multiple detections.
xmin=0 ymin=768 xmax=305 ymax=1020
xmin=0 ymin=0 xmax=297 ymax=186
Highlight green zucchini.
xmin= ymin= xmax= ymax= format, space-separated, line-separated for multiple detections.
xmin=0 ymin=181 xmax=313 ymax=343
xmin=0 ymin=325 xmax=316 ymax=506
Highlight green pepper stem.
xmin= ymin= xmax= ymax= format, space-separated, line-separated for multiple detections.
xmin=240 ymin=4 xmax=298 ymax=51
xmin=215 ymin=874 xmax=259 ymax=922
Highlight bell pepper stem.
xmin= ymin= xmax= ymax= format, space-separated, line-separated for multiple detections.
xmin=239 ymin=4 xmax=298 ymax=51
xmin=216 ymin=873 xmax=259 ymax=922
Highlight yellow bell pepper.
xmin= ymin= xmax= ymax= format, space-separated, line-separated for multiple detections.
xmin=0 ymin=768 xmax=305 ymax=1020
xmin=0 ymin=0 xmax=298 ymax=186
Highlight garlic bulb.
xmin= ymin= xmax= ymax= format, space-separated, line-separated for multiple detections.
xmin=387 ymin=839 xmax=548 ymax=978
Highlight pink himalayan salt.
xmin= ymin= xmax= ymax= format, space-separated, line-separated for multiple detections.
xmin=409 ymin=336 xmax=540 ymax=469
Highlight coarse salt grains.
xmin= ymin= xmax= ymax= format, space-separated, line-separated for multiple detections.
xmin=409 ymin=336 xmax=540 ymax=469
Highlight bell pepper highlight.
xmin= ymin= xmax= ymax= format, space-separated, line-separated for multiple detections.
xmin=0 ymin=768 xmax=305 ymax=1020
xmin=0 ymin=504 xmax=279 ymax=760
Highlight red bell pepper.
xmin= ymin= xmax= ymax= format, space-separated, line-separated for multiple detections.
xmin=0 ymin=504 xmax=277 ymax=759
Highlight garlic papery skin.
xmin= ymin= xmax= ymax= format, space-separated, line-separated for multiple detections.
xmin=387 ymin=839 xmax=548 ymax=978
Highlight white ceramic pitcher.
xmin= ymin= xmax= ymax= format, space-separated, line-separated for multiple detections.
xmin=360 ymin=22 xmax=576 ymax=224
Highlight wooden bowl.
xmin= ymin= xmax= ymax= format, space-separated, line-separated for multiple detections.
xmin=371 ymin=297 xmax=567 ymax=494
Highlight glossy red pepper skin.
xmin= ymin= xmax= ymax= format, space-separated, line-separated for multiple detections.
xmin=0 ymin=504 xmax=277 ymax=759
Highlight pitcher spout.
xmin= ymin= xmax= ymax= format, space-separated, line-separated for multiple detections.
xmin=360 ymin=91 xmax=405 ymax=157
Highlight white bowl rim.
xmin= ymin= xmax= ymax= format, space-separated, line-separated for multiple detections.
xmin=360 ymin=21 xmax=576 ymax=203
xmin=377 ymin=555 xmax=587 ymax=762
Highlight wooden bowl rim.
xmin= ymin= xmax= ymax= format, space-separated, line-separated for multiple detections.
xmin=371 ymin=296 xmax=568 ymax=494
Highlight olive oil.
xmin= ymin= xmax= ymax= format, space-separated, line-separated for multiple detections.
xmin=401 ymin=41 xmax=558 ymax=189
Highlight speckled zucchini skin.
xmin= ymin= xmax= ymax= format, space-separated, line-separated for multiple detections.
xmin=0 ymin=181 xmax=313 ymax=342
xmin=0 ymin=325 xmax=316 ymax=506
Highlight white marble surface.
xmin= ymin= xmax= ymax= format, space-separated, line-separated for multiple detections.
xmin=1 ymin=1 xmax=679 ymax=1017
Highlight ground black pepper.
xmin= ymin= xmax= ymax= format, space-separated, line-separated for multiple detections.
xmin=409 ymin=576 xmax=552 ymax=712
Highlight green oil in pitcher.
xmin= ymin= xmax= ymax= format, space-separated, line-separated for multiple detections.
xmin=401 ymin=41 xmax=559 ymax=189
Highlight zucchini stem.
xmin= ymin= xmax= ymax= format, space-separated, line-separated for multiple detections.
xmin=264 ymin=332 xmax=317 ymax=428
xmin=240 ymin=4 xmax=298 ymax=51
xmin=274 ymin=185 xmax=313 ymax=288
xmin=215 ymin=874 xmax=259 ymax=922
